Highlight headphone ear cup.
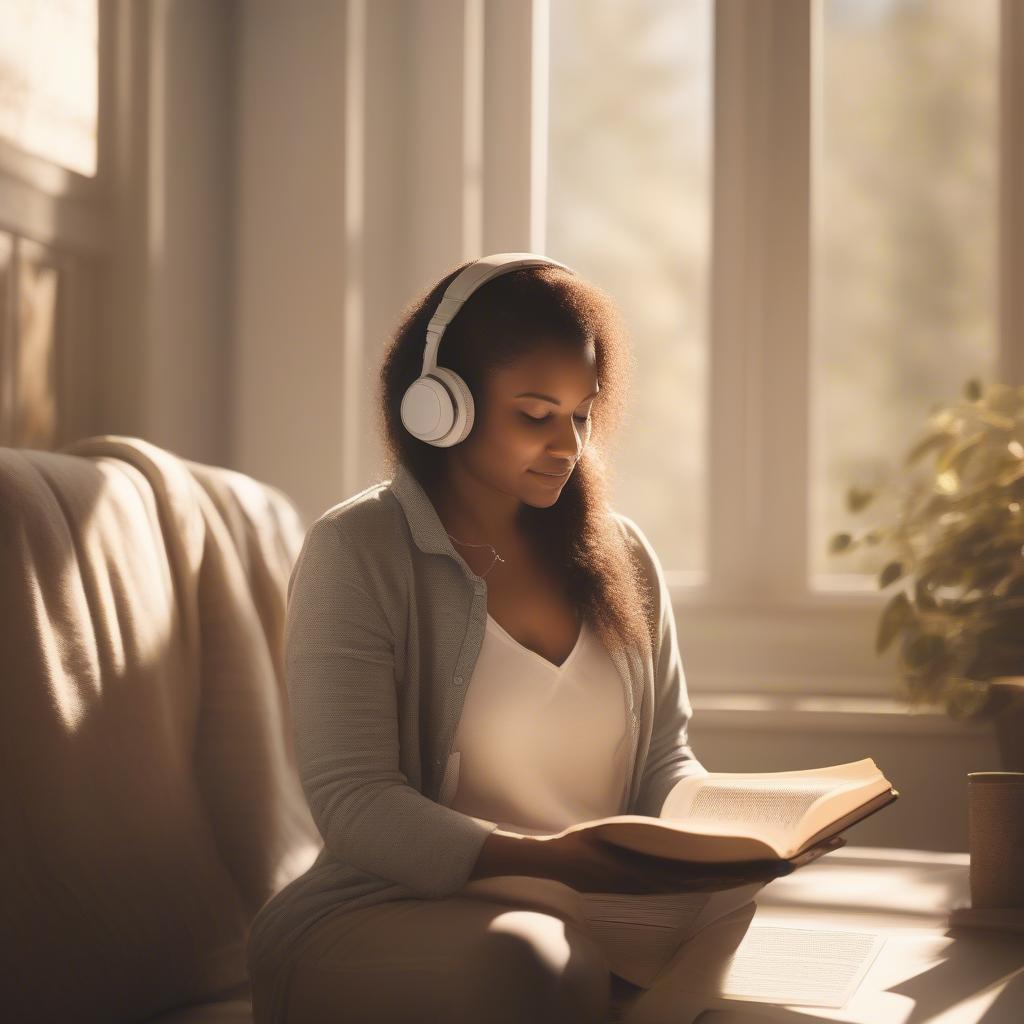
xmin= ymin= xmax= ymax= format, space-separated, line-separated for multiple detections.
xmin=430 ymin=366 xmax=475 ymax=446
xmin=400 ymin=375 xmax=457 ymax=442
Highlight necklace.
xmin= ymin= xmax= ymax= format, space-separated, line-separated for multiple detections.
xmin=444 ymin=530 xmax=507 ymax=578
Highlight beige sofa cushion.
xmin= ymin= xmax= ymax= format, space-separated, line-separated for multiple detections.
xmin=0 ymin=436 xmax=321 ymax=1024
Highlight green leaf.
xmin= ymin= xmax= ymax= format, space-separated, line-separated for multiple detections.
xmin=878 ymin=561 xmax=904 ymax=589
xmin=996 ymin=461 xmax=1024 ymax=488
xmin=915 ymin=577 xmax=938 ymax=610
xmin=943 ymin=678 xmax=992 ymax=720
xmin=876 ymin=592 xmax=913 ymax=655
xmin=936 ymin=433 xmax=983 ymax=476
xmin=905 ymin=431 xmax=952 ymax=467
xmin=846 ymin=486 xmax=875 ymax=513
xmin=929 ymin=409 xmax=958 ymax=431
xmin=968 ymin=559 xmax=1014 ymax=593
xmin=932 ymin=561 xmax=965 ymax=587
xmin=993 ymin=570 xmax=1024 ymax=598
xmin=976 ymin=409 xmax=1016 ymax=431
xmin=829 ymin=532 xmax=854 ymax=554
xmin=903 ymin=632 xmax=946 ymax=670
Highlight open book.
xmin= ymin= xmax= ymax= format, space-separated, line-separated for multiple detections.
xmin=533 ymin=758 xmax=899 ymax=864
xmin=475 ymin=759 xmax=897 ymax=990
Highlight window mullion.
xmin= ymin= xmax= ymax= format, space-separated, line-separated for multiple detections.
xmin=483 ymin=0 xmax=547 ymax=251
xmin=408 ymin=0 xmax=485 ymax=287
xmin=763 ymin=0 xmax=813 ymax=602
xmin=708 ymin=0 xmax=812 ymax=605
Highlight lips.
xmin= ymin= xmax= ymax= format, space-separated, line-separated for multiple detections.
xmin=532 ymin=467 xmax=572 ymax=479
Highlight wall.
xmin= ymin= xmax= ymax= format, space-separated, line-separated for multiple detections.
xmin=99 ymin=0 xmax=235 ymax=466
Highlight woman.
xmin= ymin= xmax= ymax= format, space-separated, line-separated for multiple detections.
xmin=246 ymin=255 xmax=780 ymax=1024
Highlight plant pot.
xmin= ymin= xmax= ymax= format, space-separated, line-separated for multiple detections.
xmin=989 ymin=677 xmax=1024 ymax=772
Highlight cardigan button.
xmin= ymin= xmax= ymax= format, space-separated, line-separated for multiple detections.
xmin=453 ymin=674 xmax=464 ymax=686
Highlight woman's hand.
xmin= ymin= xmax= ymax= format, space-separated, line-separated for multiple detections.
xmin=538 ymin=831 xmax=846 ymax=895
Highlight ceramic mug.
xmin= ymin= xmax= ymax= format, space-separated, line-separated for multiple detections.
xmin=967 ymin=771 xmax=1024 ymax=909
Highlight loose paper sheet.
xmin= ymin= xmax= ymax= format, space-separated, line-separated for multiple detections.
xmin=710 ymin=926 xmax=885 ymax=1007
xmin=626 ymin=909 xmax=886 ymax=1024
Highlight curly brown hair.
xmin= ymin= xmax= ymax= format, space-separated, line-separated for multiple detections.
xmin=374 ymin=258 xmax=653 ymax=659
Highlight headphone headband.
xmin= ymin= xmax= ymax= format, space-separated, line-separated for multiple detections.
xmin=420 ymin=252 xmax=574 ymax=376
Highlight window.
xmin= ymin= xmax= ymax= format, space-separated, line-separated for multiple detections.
xmin=0 ymin=0 xmax=99 ymax=177
xmin=812 ymin=0 xmax=1000 ymax=581
xmin=547 ymin=0 xmax=713 ymax=577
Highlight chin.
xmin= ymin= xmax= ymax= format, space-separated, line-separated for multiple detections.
xmin=523 ymin=471 xmax=567 ymax=503
xmin=524 ymin=492 xmax=560 ymax=507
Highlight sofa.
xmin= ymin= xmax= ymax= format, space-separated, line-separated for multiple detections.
xmin=0 ymin=436 xmax=322 ymax=1024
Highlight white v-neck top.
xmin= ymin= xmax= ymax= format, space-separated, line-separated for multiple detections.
xmin=444 ymin=609 xmax=631 ymax=835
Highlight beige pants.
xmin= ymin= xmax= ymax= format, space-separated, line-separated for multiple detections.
xmin=253 ymin=876 xmax=642 ymax=1024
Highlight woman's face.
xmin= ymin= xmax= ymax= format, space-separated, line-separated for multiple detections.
xmin=459 ymin=341 xmax=600 ymax=507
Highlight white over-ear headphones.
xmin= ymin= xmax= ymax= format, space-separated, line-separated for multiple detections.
xmin=400 ymin=252 xmax=575 ymax=447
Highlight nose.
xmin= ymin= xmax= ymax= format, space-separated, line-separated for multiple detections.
xmin=549 ymin=416 xmax=586 ymax=458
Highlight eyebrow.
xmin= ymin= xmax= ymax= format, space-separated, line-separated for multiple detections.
xmin=515 ymin=389 xmax=600 ymax=406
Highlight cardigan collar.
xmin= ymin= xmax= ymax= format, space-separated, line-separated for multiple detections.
xmin=389 ymin=461 xmax=483 ymax=583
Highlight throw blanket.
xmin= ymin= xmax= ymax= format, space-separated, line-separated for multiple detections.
xmin=0 ymin=435 xmax=321 ymax=1024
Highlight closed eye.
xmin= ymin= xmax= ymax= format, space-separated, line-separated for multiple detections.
xmin=522 ymin=412 xmax=591 ymax=425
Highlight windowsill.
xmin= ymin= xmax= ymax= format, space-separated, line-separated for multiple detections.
xmin=689 ymin=692 xmax=995 ymax=735
xmin=666 ymin=572 xmax=891 ymax=611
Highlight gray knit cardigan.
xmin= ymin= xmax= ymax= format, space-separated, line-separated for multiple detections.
xmin=246 ymin=460 xmax=707 ymax=999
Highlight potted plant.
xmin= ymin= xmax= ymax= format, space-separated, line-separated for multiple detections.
xmin=829 ymin=377 xmax=1024 ymax=771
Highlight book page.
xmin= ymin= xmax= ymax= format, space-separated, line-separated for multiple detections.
xmin=580 ymin=882 xmax=767 ymax=989
xmin=684 ymin=778 xmax=853 ymax=830
xmin=582 ymin=891 xmax=715 ymax=989
xmin=663 ymin=758 xmax=881 ymax=816
xmin=661 ymin=760 xmax=884 ymax=847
